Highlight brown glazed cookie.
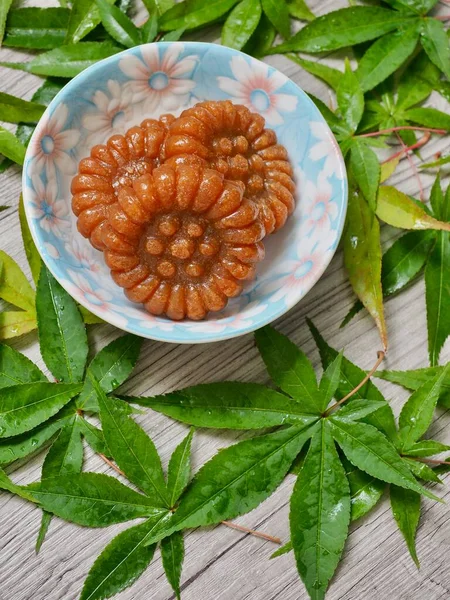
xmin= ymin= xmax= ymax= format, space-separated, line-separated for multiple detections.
xmin=100 ymin=163 xmax=265 ymax=320
xmin=71 ymin=115 xmax=175 ymax=250
xmin=163 ymin=100 xmax=295 ymax=234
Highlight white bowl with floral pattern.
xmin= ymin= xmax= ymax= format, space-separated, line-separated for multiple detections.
xmin=22 ymin=42 xmax=347 ymax=344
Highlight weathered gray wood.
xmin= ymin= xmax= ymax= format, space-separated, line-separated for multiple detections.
xmin=0 ymin=0 xmax=450 ymax=598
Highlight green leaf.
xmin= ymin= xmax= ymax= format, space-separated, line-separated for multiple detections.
xmin=19 ymin=195 xmax=41 ymax=286
xmin=271 ymin=7 xmax=412 ymax=53
xmin=0 ymin=42 xmax=122 ymax=77
xmin=38 ymin=417 xmax=84 ymax=550
xmin=328 ymin=418 xmax=438 ymax=500
xmin=66 ymin=0 xmax=115 ymax=44
xmin=290 ymin=422 xmax=350 ymax=600
xmin=306 ymin=93 xmax=350 ymax=138
xmin=159 ymin=28 xmax=184 ymax=41
xmin=307 ymin=319 xmax=396 ymax=440
xmin=382 ymin=230 xmax=435 ymax=295
xmin=167 ymin=428 xmax=194 ymax=506
xmin=78 ymin=334 xmax=142 ymax=411
xmin=131 ymin=382 xmax=319 ymax=429
xmin=396 ymin=51 xmax=438 ymax=110
xmin=142 ymin=0 xmax=174 ymax=16
xmin=222 ymin=0 xmax=262 ymax=50
xmin=0 ymin=92 xmax=45 ymax=124
xmin=403 ymin=457 xmax=442 ymax=483
xmin=356 ymin=23 xmax=420 ymax=93
xmin=0 ymin=311 xmax=37 ymax=340
xmin=0 ymin=382 xmax=81 ymax=438
xmin=95 ymin=0 xmax=141 ymax=48
xmin=0 ymin=126 xmax=26 ymax=165
xmin=430 ymin=174 xmax=444 ymax=219
xmin=403 ymin=107 xmax=450 ymax=131
xmin=344 ymin=458 xmax=385 ymax=521
xmin=0 ymin=250 xmax=35 ymax=312
xmin=349 ymin=140 xmax=380 ymax=211
xmin=28 ymin=473 xmax=165 ymax=527
xmin=287 ymin=55 xmax=341 ymax=90
xmin=254 ymin=326 xmax=320 ymax=413
xmin=376 ymin=186 xmax=450 ymax=232
xmin=141 ymin=14 xmax=158 ymax=43
xmin=0 ymin=411 xmax=72 ymax=465
xmin=80 ymin=517 xmax=163 ymax=600
xmin=341 ymin=230 xmax=433 ymax=325
xmin=160 ymin=0 xmax=240 ymax=31
xmin=36 ymin=267 xmax=88 ymax=383
xmin=0 ymin=467 xmax=35 ymax=502
xmin=375 ymin=365 xmax=450 ymax=400
xmin=318 ymin=352 xmax=343 ymax=411
xmin=161 ymin=531 xmax=184 ymax=600
xmin=287 ymin=0 xmax=314 ymax=21
xmin=334 ymin=399 xmax=387 ymax=422
xmin=270 ymin=541 xmax=292 ymax=559
xmin=261 ymin=0 xmax=289 ymax=38
xmin=425 ymin=230 xmax=450 ymax=366
xmin=0 ymin=0 xmax=12 ymax=46
xmin=42 ymin=418 xmax=83 ymax=478
xmin=170 ymin=423 xmax=319 ymax=530
xmin=403 ymin=440 xmax=450 ymax=458
xmin=420 ymin=17 xmax=450 ymax=79
xmin=390 ymin=486 xmax=421 ymax=566
xmin=398 ymin=365 xmax=450 ymax=449
xmin=343 ymin=188 xmax=387 ymax=349
xmin=387 ymin=0 xmax=438 ymax=12
xmin=0 ymin=343 xmax=46 ymax=389
xmin=337 ymin=60 xmax=364 ymax=133
xmin=3 ymin=7 xmax=70 ymax=50
xmin=243 ymin=12 xmax=275 ymax=57
xmin=35 ymin=512 xmax=52 ymax=554
xmin=79 ymin=418 xmax=108 ymax=455
xmin=98 ymin=391 xmax=170 ymax=507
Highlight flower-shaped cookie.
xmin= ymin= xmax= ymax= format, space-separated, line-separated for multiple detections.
xmin=71 ymin=115 xmax=175 ymax=250
xmin=100 ymin=163 xmax=265 ymax=320
xmin=163 ymin=100 xmax=295 ymax=234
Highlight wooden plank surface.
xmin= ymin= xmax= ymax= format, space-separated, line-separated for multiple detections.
xmin=1 ymin=1 xmax=450 ymax=599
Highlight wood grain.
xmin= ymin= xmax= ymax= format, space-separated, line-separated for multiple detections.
xmin=0 ymin=1 xmax=450 ymax=599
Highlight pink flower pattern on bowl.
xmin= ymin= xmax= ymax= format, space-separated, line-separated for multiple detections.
xmin=29 ymin=175 xmax=69 ymax=238
xmin=120 ymin=44 xmax=197 ymax=112
xmin=218 ymin=55 xmax=298 ymax=126
xmin=28 ymin=103 xmax=80 ymax=180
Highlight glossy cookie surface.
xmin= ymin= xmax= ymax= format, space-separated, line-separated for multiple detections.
xmin=102 ymin=163 xmax=265 ymax=320
xmin=164 ymin=100 xmax=295 ymax=234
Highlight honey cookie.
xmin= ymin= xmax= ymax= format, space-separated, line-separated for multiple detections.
xmin=163 ymin=100 xmax=295 ymax=234
xmin=71 ymin=115 xmax=175 ymax=250
xmin=101 ymin=163 xmax=265 ymax=320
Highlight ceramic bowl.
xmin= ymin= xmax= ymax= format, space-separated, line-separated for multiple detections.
xmin=22 ymin=42 xmax=347 ymax=344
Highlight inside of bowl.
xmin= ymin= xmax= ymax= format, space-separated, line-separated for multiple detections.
xmin=23 ymin=42 xmax=347 ymax=342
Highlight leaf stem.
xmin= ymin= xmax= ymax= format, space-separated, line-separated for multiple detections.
xmin=381 ymin=132 xmax=431 ymax=165
xmin=221 ymin=521 xmax=282 ymax=545
xmin=323 ymin=351 xmax=385 ymax=416
xmin=359 ymin=126 xmax=447 ymax=138
xmin=434 ymin=14 xmax=450 ymax=20
xmin=96 ymin=453 xmax=281 ymax=544
xmin=395 ymin=132 xmax=428 ymax=201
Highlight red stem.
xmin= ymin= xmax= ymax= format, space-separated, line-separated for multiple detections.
xmin=359 ymin=126 xmax=447 ymax=138
xmin=323 ymin=351 xmax=385 ymax=416
xmin=396 ymin=132 xmax=428 ymax=201
xmin=381 ymin=132 xmax=431 ymax=164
